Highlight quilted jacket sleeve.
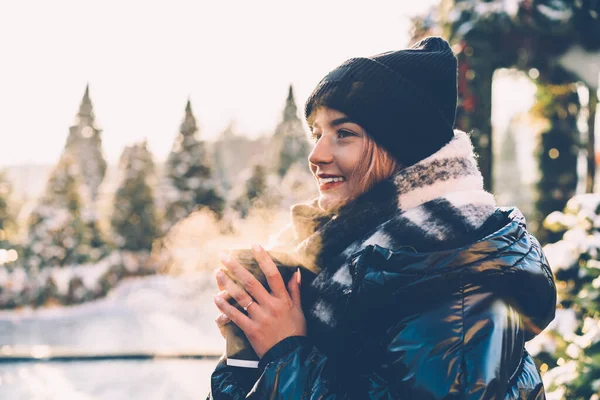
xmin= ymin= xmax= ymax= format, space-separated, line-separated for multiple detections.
xmin=207 ymin=355 xmax=262 ymax=400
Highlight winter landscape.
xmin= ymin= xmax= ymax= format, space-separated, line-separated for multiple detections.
xmin=2 ymin=0 xmax=600 ymax=399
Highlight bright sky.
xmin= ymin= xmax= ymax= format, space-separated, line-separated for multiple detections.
xmin=0 ymin=0 xmax=442 ymax=166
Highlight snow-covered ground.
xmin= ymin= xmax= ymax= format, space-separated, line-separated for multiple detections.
xmin=0 ymin=272 xmax=224 ymax=355
xmin=0 ymin=272 xmax=224 ymax=399
xmin=0 ymin=359 xmax=217 ymax=399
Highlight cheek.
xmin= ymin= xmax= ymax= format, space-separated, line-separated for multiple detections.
xmin=341 ymin=151 xmax=363 ymax=186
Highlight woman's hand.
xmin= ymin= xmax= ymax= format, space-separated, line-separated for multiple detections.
xmin=213 ymin=244 xmax=306 ymax=358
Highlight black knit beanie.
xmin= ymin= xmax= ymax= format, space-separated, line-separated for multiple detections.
xmin=305 ymin=36 xmax=458 ymax=166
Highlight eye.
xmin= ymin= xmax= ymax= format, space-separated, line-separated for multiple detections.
xmin=310 ymin=131 xmax=321 ymax=142
xmin=338 ymin=129 xmax=355 ymax=139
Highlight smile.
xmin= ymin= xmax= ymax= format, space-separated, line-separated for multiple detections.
xmin=318 ymin=176 xmax=346 ymax=190
xmin=318 ymin=176 xmax=345 ymax=184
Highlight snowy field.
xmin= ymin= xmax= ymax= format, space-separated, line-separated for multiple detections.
xmin=0 ymin=359 xmax=218 ymax=399
xmin=0 ymin=273 xmax=224 ymax=399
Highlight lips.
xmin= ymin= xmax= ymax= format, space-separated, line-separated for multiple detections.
xmin=317 ymin=175 xmax=346 ymax=190
xmin=318 ymin=176 xmax=345 ymax=184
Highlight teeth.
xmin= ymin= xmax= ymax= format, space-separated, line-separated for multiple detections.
xmin=319 ymin=176 xmax=345 ymax=184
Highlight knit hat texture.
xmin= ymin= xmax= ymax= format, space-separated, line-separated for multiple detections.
xmin=305 ymin=36 xmax=458 ymax=166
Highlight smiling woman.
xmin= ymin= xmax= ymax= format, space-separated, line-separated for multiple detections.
xmin=307 ymin=108 xmax=399 ymax=213
xmin=209 ymin=37 xmax=556 ymax=400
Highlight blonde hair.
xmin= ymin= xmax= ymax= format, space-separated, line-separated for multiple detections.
xmin=350 ymin=133 xmax=400 ymax=195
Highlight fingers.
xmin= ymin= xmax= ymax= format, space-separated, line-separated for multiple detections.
xmin=287 ymin=268 xmax=302 ymax=307
xmin=220 ymin=252 xmax=271 ymax=305
xmin=213 ymin=289 xmax=232 ymax=303
xmin=216 ymin=312 xmax=230 ymax=326
xmin=215 ymin=313 xmax=230 ymax=339
xmin=214 ymin=294 xmax=254 ymax=333
xmin=215 ymin=270 xmax=261 ymax=317
xmin=251 ymin=244 xmax=288 ymax=299
xmin=215 ymin=270 xmax=226 ymax=292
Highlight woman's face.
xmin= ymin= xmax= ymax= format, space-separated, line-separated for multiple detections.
xmin=308 ymin=107 xmax=365 ymax=212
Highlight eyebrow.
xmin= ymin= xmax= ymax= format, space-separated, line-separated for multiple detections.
xmin=311 ymin=116 xmax=356 ymax=131
xmin=331 ymin=117 xmax=355 ymax=126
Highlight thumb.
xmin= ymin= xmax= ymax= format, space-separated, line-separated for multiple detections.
xmin=287 ymin=268 xmax=302 ymax=307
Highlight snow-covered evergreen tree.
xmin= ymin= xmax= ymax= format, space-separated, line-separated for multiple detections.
xmin=111 ymin=141 xmax=160 ymax=252
xmin=65 ymin=85 xmax=107 ymax=202
xmin=34 ymin=276 xmax=59 ymax=307
xmin=529 ymin=194 xmax=600 ymax=399
xmin=66 ymin=275 xmax=88 ymax=304
xmin=163 ymin=100 xmax=224 ymax=230
xmin=233 ymin=163 xmax=280 ymax=218
xmin=0 ymin=169 xmax=18 ymax=267
xmin=273 ymin=85 xmax=310 ymax=178
xmin=213 ymin=123 xmax=235 ymax=194
xmin=63 ymin=85 xmax=108 ymax=257
xmin=22 ymin=154 xmax=92 ymax=271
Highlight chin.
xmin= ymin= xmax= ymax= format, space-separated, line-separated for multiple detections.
xmin=318 ymin=196 xmax=346 ymax=213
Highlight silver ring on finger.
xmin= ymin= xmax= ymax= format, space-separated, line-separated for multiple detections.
xmin=243 ymin=300 xmax=254 ymax=312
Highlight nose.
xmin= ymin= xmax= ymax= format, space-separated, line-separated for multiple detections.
xmin=308 ymin=136 xmax=334 ymax=166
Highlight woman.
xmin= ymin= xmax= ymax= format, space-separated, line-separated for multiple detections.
xmin=209 ymin=37 xmax=556 ymax=399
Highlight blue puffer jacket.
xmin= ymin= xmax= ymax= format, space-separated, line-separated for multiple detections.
xmin=209 ymin=131 xmax=556 ymax=399
xmin=208 ymin=208 xmax=556 ymax=399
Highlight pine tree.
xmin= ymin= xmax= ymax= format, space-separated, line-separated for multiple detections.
xmin=212 ymin=123 xmax=235 ymax=196
xmin=23 ymin=154 xmax=91 ymax=271
xmin=245 ymin=164 xmax=268 ymax=204
xmin=64 ymin=85 xmax=108 ymax=257
xmin=533 ymin=194 xmax=600 ymax=399
xmin=66 ymin=276 xmax=88 ymax=305
xmin=65 ymin=85 xmax=107 ymax=201
xmin=111 ymin=141 xmax=160 ymax=252
xmin=273 ymin=85 xmax=310 ymax=178
xmin=164 ymin=100 xmax=224 ymax=230
xmin=0 ymin=171 xmax=21 ymax=267
xmin=34 ymin=276 xmax=59 ymax=307
xmin=0 ymin=171 xmax=16 ymax=250
xmin=233 ymin=163 xmax=279 ymax=218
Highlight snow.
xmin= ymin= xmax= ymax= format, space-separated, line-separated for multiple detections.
xmin=0 ymin=359 xmax=217 ymax=400
xmin=0 ymin=272 xmax=223 ymax=355
xmin=539 ymin=192 xmax=600 ymax=394
xmin=543 ymin=194 xmax=600 ymax=272
xmin=537 ymin=4 xmax=573 ymax=24
xmin=47 ymin=259 xmax=113 ymax=294
xmin=552 ymin=308 xmax=578 ymax=338
xmin=526 ymin=309 xmax=577 ymax=357
xmin=542 ymin=240 xmax=578 ymax=271
xmin=542 ymin=360 xmax=578 ymax=389
xmin=546 ymin=386 xmax=566 ymax=400
xmin=473 ymin=1 xmax=505 ymax=17
xmin=504 ymin=0 xmax=520 ymax=18
xmin=525 ymin=331 xmax=556 ymax=356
